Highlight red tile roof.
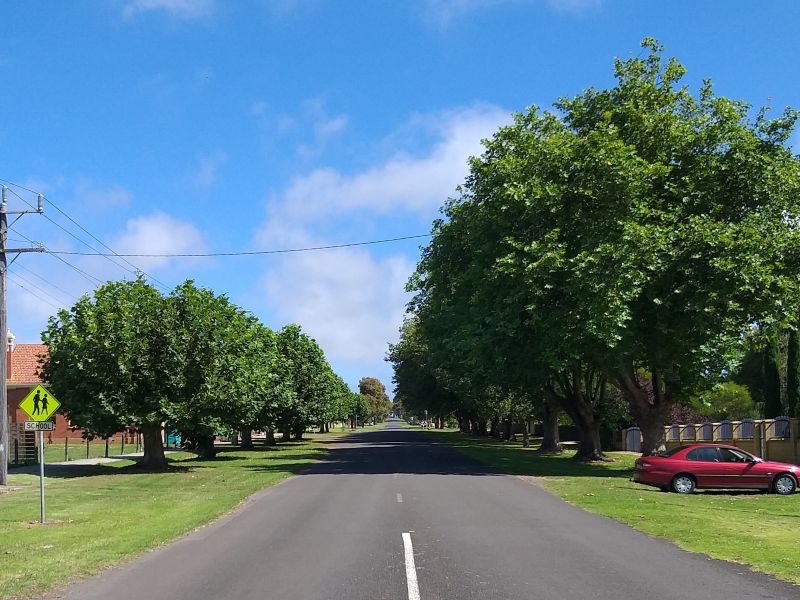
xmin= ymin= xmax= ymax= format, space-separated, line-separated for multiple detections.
xmin=8 ymin=344 xmax=48 ymax=385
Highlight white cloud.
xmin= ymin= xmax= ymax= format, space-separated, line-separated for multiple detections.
xmin=188 ymin=152 xmax=226 ymax=189
xmin=122 ymin=0 xmax=215 ymax=19
xmin=263 ymin=248 xmax=414 ymax=363
xmin=74 ymin=179 xmax=134 ymax=210
xmin=255 ymin=103 xmax=509 ymax=368
xmin=294 ymin=99 xmax=349 ymax=160
xmin=267 ymin=104 xmax=508 ymax=226
xmin=108 ymin=212 xmax=207 ymax=272
xmin=7 ymin=213 xmax=208 ymax=342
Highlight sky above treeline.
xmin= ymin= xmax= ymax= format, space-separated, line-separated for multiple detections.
xmin=2 ymin=0 xmax=798 ymax=391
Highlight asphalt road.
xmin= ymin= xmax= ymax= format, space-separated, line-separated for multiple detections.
xmin=48 ymin=419 xmax=799 ymax=600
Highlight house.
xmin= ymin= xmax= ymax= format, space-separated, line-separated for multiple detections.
xmin=5 ymin=334 xmax=85 ymax=442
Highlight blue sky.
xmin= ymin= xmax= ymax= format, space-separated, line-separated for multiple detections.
xmin=2 ymin=0 xmax=799 ymax=391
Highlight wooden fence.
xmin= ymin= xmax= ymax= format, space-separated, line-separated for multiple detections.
xmin=623 ymin=417 xmax=800 ymax=464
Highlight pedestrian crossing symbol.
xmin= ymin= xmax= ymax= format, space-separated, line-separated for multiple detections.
xmin=19 ymin=385 xmax=61 ymax=422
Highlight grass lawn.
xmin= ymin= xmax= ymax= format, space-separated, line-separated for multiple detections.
xmin=426 ymin=429 xmax=800 ymax=586
xmin=0 ymin=433 xmax=343 ymax=599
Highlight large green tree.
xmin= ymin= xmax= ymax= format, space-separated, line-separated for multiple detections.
xmin=42 ymin=279 xmax=180 ymax=468
xmin=358 ymin=377 xmax=392 ymax=423
xmin=405 ymin=38 xmax=800 ymax=456
xmin=276 ymin=325 xmax=335 ymax=440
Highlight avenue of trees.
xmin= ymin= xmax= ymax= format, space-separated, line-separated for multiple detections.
xmin=389 ymin=39 xmax=800 ymax=458
xmin=358 ymin=377 xmax=393 ymax=423
xmin=40 ymin=278 xmax=368 ymax=468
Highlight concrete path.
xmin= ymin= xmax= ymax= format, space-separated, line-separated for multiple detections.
xmin=9 ymin=450 xmax=183 ymax=473
xmin=42 ymin=419 xmax=799 ymax=600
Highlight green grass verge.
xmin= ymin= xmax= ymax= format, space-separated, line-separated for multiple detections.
xmin=0 ymin=436 xmax=336 ymax=599
xmin=426 ymin=430 xmax=800 ymax=586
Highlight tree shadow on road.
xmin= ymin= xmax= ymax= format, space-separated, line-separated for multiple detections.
xmin=298 ymin=427 xmax=635 ymax=479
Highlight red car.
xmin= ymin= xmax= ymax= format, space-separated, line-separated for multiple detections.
xmin=633 ymin=444 xmax=799 ymax=494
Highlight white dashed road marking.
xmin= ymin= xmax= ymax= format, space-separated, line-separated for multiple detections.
xmin=402 ymin=532 xmax=420 ymax=600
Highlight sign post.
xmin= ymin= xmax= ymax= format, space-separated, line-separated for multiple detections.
xmin=18 ymin=385 xmax=61 ymax=523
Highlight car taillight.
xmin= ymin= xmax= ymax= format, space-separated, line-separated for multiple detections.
xmin=635 ymin=459 xmax=650 ymax=470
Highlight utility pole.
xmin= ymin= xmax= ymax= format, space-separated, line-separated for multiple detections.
xmin=0 ymin=185 xmax=44 ymax=486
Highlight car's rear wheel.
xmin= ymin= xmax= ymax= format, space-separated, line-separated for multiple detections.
xmin=772 ymin=474 xmax=797 ymax=495
xmin=671 ymin=474 xmax=695 ymax=494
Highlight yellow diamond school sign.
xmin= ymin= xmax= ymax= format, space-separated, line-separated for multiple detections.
xmin=19 ymin=385 xmax=61 ymax=422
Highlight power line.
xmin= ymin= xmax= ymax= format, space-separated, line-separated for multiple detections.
xmin=1 ymin=182 xmax=171 ymax=292
xmin=8 ymin=270 xmax=73 ymax=305
xmin=48 ymin=252 xmax=104 ymax=286
xmin=37 ymin=190 xmax=173 ymax=291
xmin=0 ymin=177 xmax=432 ymax=268
xmin=12 ymin=262 xmax=80 ymax=301
xmin=9 ymin=278 xmax=62 ymax=311
xmin=4 ymin=186 xmax=149 ymax=282
xmin=0 ymin=178 xmax=38 ymax=195
xmin=46 ymin=234 xmax=433 ymax=258
xmin=9 ymin=226 xmax=102 ymax=285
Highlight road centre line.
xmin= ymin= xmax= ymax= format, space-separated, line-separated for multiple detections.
xmin=397 ymin=493 xmax=403 ymax=503
xmin=402 ymin=532 xmax=421 ymax=600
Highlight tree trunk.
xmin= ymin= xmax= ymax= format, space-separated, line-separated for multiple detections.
xmin=613 ymin=365 xmax=672 ymax=456
xmin=639 ymin=417 xmax=667 ymax=458
xmin=475 ymin=419 xmax=488 ymax=436
xmin=552 ymin=367 xmax=608 ymax=461
xmin=266 ymin=429 xmax=277 ymax=446
xmin=281 ymin=424 xmax=291 ymax=442
xmin=571 ymin=408 xmax=606 ymax=461
xmin=763 ymin=335 xmax=783 ymax=418
xmin=788 ymin=327 xmax=799 ymax=418
xmin=621 ymin=378 xmax=670 ymax=456
xmin=240 ymin=429 xmax=253 ymax=449
xmin=521 ymin=426 xmax=530 ymax=448
xmin=538 ymin=396 xmax=562 ymax=454
xmin=194 ymin=435 xmax=217 ymax=458
xmin=489 ymin=416 xmax=500 ymax=438
xmin=139 ymin=422 xmax=167 ymax=469
xmin=503 ymin=417 xmax=513 ymax=442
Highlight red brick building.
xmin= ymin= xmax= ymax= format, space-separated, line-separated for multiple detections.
xmin=6 ymin=341 xmax=85 ymax=441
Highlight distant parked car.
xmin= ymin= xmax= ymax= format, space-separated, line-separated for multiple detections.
xmin=633 ymin=444 xmax=799 ymax=495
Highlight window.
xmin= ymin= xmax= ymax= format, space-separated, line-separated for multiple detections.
xmin=686 ymin=447 xmax=720 ymax=462
xmin=719 ymin=448 xmax=751 ymax=463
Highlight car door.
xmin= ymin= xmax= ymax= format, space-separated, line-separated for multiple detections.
xmin=719 ymin=448 xmax=773 ymax=489
xmin=718 ymin=447 xmax=755 ymax=488
xmin=684 ymin=446 xmax=722 ymax=487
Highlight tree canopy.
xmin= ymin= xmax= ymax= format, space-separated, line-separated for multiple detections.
xmin=393 ymin=39 xmax=800 ymax=457
xmin=42 ymin=278 xmax=349 ymax=467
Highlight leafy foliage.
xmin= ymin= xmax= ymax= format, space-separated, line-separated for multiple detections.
xmin=357 ymin=377 xmax=392 ymax=422
xmin=41 ymin=278 xmax=349 ymax=466
xmin=394 ymin=38 xmax=800 ymax=457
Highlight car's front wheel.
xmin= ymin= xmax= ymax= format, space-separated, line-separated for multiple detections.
xmin=671 ymin=474 xmax=696 ymax=494
xmin=772 ymin=474 xmax=797 ymax=495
